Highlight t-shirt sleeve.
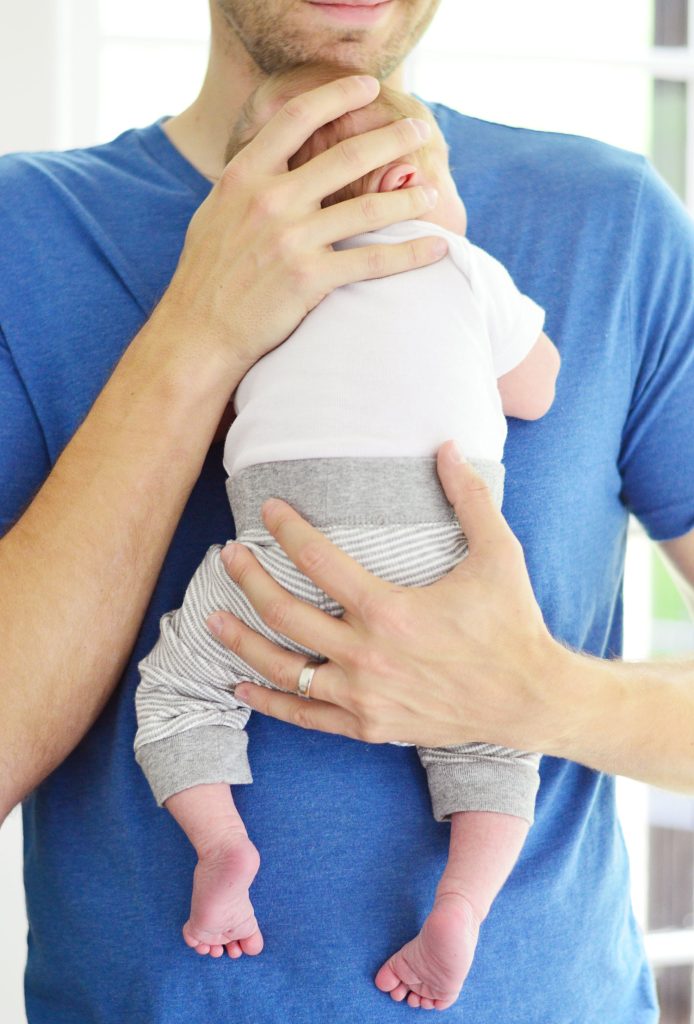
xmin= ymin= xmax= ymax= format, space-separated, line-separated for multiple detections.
xmin=465 ymin=242 xmax=546 ymax=378
xmin=618 ymin=162 xmax=694 ymax=542
xmin=0 ymin=325 xmax=50 ymax=538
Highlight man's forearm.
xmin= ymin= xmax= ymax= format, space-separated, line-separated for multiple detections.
xmin=0 ymin=306 xmax=242 ymax=821
xmin=543 ymin=645 xmax=694 ymax=791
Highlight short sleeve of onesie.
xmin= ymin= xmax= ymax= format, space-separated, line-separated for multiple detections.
xmin=618 ymin=163 xmax=694 ymax=542
xmin=457 ymin=241 xmax=546 ymax=378
xmin=0 ymin=325 xmax=50 ymax=538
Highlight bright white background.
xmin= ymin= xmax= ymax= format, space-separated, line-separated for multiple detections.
xmin=1 ymin=1 xmax=692 ymax=1022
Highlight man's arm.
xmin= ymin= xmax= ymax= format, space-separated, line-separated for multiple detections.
xmin=208 ymin=445 xmax=694 ymax=793
xmin=0 ymin=76 xmax=447 ymax=823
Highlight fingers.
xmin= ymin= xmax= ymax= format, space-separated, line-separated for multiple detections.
xmin=327 ymin=234 xmax=448 ymax=286
xmin=435 ymin=441 xmax=516 ymax=556
xmin=292 ymin=116 xmax=434 ymax=207
xmin=234 ymin=682 xmax=361 ymax=739
xmin=243 ymin=75 xmax=380 ymax=174
xmin=218 ymin=537 xmax=351 ymax=657
xmin=256 ymin=498 xmax=388 ymax=618
xmin=207 ymin=608 xmax=342 ymax=705
xmin=304 ymin=184 xmax=439 ymax=247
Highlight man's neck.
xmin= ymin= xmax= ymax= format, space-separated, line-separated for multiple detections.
xmin=162 ymin=4 xmax=405 ymax=182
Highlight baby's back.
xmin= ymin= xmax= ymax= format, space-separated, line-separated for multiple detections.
xmin=223 ymin=221 xmax=532 ymax=480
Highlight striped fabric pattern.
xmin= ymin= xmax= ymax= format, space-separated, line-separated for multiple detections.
xmin=135 ymin=513 xmax=540 ymax=821
xmin=135 ymin=520 xmax=467 ymax=753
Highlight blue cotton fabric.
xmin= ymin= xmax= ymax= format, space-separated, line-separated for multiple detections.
xmin=3 ymin=103 xmax=693 ymax=1022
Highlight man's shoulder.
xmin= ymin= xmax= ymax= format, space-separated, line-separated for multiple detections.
xmin=425 ymin=98 xmax=648 ymax=200
xmin=0 ymin=126 xmax=162 ymax=262
xmin=0 ymin=121 xmax=207 ymax=325
xmin=0 ymin=125 xmax=154 ymax=203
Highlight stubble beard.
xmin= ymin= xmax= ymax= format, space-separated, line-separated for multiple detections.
xmin=215 ymin=0 xmax=441 ymax=79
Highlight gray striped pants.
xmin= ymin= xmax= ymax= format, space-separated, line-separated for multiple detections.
xmin=134 ymin=456 xmax=540 ymax=823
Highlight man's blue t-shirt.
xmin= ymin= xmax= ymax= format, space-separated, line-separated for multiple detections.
xmin=2 ymin=103 xmax=693 ymax=1022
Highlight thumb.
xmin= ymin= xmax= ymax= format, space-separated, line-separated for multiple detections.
xmin=436 ymin=440 xmax=513 ymax=555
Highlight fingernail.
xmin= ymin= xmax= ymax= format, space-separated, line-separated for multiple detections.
xmin=207 ymin=614 xmax=224 ymax=637
xmin=410 ymin=118 xmax=432 ymax=140
xmin=449 ymin=442 xmax=466 ymax=463
xmin=235 ymin=684 xmax=251 ymax=700
xmin=423 ymin=186 xmax=438 ymax=207
xmin=357 ymin=75 xmax=379 ymax=90
xmin=432 ymin=237 xmax=448 ymax=257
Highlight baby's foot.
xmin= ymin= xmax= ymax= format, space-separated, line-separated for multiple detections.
xmin=375 ymin=892 xmax=481 ymax=1011
xmin=182 ymin=829 xmax=264 ymax=960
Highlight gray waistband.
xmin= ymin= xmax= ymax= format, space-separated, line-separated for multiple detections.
xmin=227 ymin=457 xmax=504 ymax=533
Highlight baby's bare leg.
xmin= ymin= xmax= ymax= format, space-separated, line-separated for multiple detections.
xmin=375 ymin=811 xmax=529 ymax=1011
xmin=165 ymin=783 xmax=263 ymax=960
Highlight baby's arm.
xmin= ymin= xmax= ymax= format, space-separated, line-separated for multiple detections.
xmin=497 ymin=331 xmax=561 ymax=421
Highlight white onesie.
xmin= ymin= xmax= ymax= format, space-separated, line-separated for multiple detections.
xmin=223 ymin=219 xmax=546 ymax=480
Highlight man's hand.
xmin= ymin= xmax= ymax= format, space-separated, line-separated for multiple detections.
xmin=207 ymin=441 xmax=566 ymax=752
xmin=160 ymin=74 xmax=447 ymax=381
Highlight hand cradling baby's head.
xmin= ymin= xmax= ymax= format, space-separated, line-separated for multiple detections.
xmin=224 ymin=62 xmax=451 ymax=208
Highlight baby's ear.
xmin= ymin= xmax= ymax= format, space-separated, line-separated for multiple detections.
xmin=376 ymin=162 xmax=422 ymax=193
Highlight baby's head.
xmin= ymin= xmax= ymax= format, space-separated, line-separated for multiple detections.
xmin=224 ymin=64 xmax=466 ymax=234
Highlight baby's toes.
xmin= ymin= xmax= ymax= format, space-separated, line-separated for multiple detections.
xmin=375 ymin=962 xmax=401 ymax=993
xmin=407 ymin=992 xmax=422 ymax=1008
xmin=225 ymin=940 xmax=242 ymax=959
xmin=420 ymin=998 xmax=436 ymax=1010
xmin=390 ymin=982 xmax=410 ymax=1002
xmin=433 ymin=995 xmax=460 ymax=1011
xmin=182 ymin=922 xmax=212 ymax=955
xmin=209 ymin=944 xmax=224 ymax=958
xmin=239 ymin=929 xmax=264 ymax=956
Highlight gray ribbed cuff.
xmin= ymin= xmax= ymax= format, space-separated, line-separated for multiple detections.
xmin=135 ymin=726 xmax=252 ymax=807
xmin=422 ymin=756 xmax=541 ymax=824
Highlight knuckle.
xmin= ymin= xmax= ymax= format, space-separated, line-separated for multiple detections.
xmin=282 ymin=97 xmax=310 ymax=123
xmin=292 ymin=704 xmax=314 ymax=730
xmin=270 ymin=224 xmax=301 ymax=262
xmin=347 ymin=644 xmax=391 ymax=678
xmin=263 ymin=597 xmax=291 ymax=632
xmin=233 ymin=556 xmax=253 ymax=590
xmin=287 ymin=259 xmax=315 ymax=293
xmin=295 ymin=540 xmax=327 ymax=576
xmin=248 ymin=186 xmax=284 ymax=221
xmin=407 ymin=240 xmax=420 ymax=268
xmin=359 ymin=192 xmax=380 ymax=223
xmin=366 ymin=245 xmax=387 ymax=276
xmin=339 ymin=137 xmax=362 ymax=168
xmin=268 ymin=657 xmax=296 ymax=691
xmin=223 ymin=624 xmax=245 ymax=658
xmin=219 ymin=159 xmax=246 ymax=191
xmin=372 ymin=591 xmax=412 ymax=638
xmin=355 ymin=589 xmax=385 ymax=624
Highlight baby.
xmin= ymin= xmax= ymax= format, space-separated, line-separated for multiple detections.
xmin=135 ymin=64 xmax=560 ymax=1012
